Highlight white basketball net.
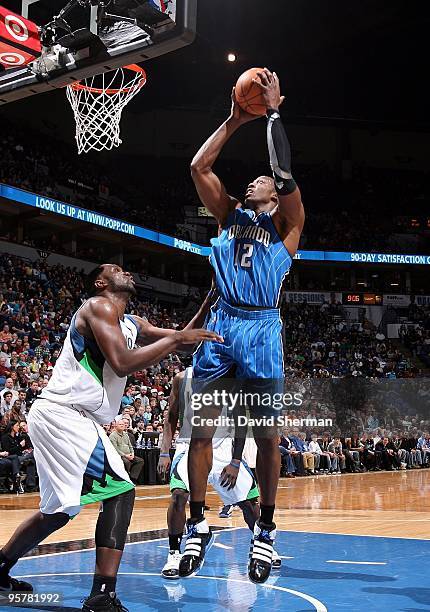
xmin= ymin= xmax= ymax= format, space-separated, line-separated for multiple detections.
xmin=66 ymin=65 xmax=146 ymax=154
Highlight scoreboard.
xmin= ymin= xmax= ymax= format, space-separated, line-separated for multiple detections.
xmin=342 ymin=293 xmax=383 ymax=305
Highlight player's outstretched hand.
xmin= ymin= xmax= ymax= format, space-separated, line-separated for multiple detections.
xmin=229 ymin=87 xmax=259 ymax=125
xmin=220 ymin=462 xmax=240 ymax=490
xmin=252 ymin=68 xmax=285 ymax=112
xmin=157 ymin=454 xmax=171 ymax=479
xmin=175 ymin=328 xmax=224 ymax=346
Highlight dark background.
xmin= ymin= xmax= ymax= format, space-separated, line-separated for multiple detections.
xmin=2 ymin=0 xmax=428 ymax=136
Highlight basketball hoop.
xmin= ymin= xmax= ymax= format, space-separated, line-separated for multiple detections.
xmin=66 ymin=64 xmax=147 ymax=154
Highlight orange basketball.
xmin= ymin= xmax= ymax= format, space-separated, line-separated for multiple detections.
xmin=235 ymin=67 xmax=267 ymax=116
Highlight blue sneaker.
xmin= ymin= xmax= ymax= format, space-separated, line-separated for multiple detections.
xmin=218 ymin=504 xmax=233 ymax=518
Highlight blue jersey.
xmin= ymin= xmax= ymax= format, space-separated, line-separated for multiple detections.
xmin=210 ymin=208 xmax=292 ymax=308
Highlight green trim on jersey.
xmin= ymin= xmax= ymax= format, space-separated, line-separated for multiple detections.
xmin=80 ymin=349 xmax=103 ymax=385
xmin=246 ymin=481 xmax=260 ymax=501
xmin=80 ymin=473 xmax=134 ymax=506
xmin=169 ymin=472 xmax=188 ymax=492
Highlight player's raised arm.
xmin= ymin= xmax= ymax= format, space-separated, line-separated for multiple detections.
xmin=190 ymin=91 xmax=257 ymax=226
xmin=130 ymin=288 xmax=217 ymax=353
xmin=254 ymin=69 xmax=305 ymax=256
xmin=81 ymin=298 xmax=222 ymax=377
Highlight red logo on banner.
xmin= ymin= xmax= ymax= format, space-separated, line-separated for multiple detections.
xmin=0 ymin=6 xmax=41 ymax=68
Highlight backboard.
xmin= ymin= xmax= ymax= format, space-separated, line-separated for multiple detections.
xmin=0 ymin=0 xmax=197 ymax=104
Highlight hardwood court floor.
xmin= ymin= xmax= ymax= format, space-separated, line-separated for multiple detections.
xmin=1 ymin=470 xmax=429 ymax=546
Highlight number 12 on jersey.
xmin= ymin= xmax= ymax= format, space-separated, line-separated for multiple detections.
xmin=234 ymin=243 xmax=254 ymax=268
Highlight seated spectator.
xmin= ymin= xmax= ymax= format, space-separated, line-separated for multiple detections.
xmin=149 ymin=396 xmax=161 ymax=419
xmin=141 ymin=405 xmax=153 ymax=426
xmin=343 ymin=437 xmax=362 ymax=472
xmin=318 ymin=434 xmax=338 ymax=473
xmin=401 ymin=435 xmax=423 ymax=468
xmin=0 ymin=357 xmax=10 ymax=380
xmin=417 ymin=432 xmax=430 ymax=466
xmin=308 ymin=433 xmax=326 ymax=473
xmin=299 ymin=432 xmax=316 ymax=475
xmin=128 ymin=405 xmax=137 ymax=428
xmin=136 ymin=386 xmax=150 ymax=407
xmin=1 ymin=420 xmax=36 ymax=492
xmin=158 ymin=391 xmax=168 ymax=412
xmin=17 ymin=420 xmax=37 ymax=492
xmin=0 ymin=439 xmax=15 ymax=493
xmin=3 ymin=400 xmax=25 ymax=425
xmin=287 ymin=431 xmax=307 ymax=476
xmin=327 ymin=437 xmax=346 ymax=473
xmin=109 ymin=419 xmax=144 ymax=483
xmin=0 ymin=378 xmax=19 ymax=403
xmin=0 ymin=391 xmax=14 ymax=420
xmin=360 ymin=433 xmax=376 ymax=471
xmin=391 ymin=433 xmax=408 ymax=469
xmin=0 ymin=324 xmax=12 ymax=343
xmin=375 ymin=437 xmax=401 ymax=471
xmin=348 ymin=434 xmax=365 ymax=470
xmin=121 ymin=386 xmax=135 ymax=409
xmin=25 ymin=380 xmax=41 ymax=410
xmin=133 ymin=402 xmax=146 ymax=425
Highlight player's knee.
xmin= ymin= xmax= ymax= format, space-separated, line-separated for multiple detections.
xmin=40 ymin=511 xmax=71 ymax=529
xmin=95 ymin=488 xmax=135 ymax=551
xmin=171 ymin=489 xmax=189 ymax=511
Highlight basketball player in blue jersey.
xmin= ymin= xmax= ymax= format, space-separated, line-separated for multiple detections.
xmin=0 ymin=264 xmax=222 ymax=612
xmin=179 ymin=69 xmax=305 ymax=583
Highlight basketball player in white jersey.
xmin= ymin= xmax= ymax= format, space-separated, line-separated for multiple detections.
xmin=157 ymin=368 xmax=281 ymax=578
xmin=0 ymin=264 xmax=222 ymax=612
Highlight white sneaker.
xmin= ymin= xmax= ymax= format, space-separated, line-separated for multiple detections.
xmin=272 ymin=549 xmax=282 ymax=569
xmin=161 ymin=550 xmax=182 ymax=579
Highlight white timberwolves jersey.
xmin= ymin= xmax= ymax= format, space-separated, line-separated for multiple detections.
xmin=41 ymin=308 xmax=138 ymax=425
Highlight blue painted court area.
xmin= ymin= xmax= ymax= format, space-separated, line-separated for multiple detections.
xmin=11 ymin=528 xmax=430 ymax=612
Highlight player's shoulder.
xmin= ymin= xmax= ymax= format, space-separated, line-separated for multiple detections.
xmin=82 ymin=296 xmax=119 ymax=320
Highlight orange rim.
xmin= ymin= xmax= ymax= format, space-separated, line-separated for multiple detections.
xmin=70 ymin=64 xmax=147 ymax=94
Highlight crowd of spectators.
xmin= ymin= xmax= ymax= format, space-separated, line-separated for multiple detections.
xmin=278 ymin=429 xmax=430 ymax=477
xmin=399 ymin=305 xmax=430 ymax=368
xmin=281 ymin=300 xmax=418 ymax=378
xmin=0 ymin=250 xmax=429 ymax=494
xmin=1 ymin=120 xmax=430 ymax=254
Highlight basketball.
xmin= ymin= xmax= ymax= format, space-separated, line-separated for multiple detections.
xmin=235 ymin=67 xmax=267 ymax=116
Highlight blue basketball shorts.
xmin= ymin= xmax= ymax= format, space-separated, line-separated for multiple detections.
xmin=193 ymin=298 xmax=284 ymax=381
